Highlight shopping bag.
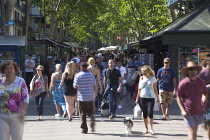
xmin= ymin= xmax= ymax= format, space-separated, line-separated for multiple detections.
xmin=133 ymin=104 xmax=141 ymax=118
xmin=153 ymin=98 xmax=159 ymax=111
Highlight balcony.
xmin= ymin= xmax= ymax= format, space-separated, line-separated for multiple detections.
xmin=15 ymin=2 xmax=26 ymax=12
xmin=15 ymin=19 xmax=24 ymax=26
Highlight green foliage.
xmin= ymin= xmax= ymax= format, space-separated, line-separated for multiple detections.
xmin=33 ymin=0 xmax=171 ymax=48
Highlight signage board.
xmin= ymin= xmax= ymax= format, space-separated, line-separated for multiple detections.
xmin=167 ymin=0 xmax=181 ymax=6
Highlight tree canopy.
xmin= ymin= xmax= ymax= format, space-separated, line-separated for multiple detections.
xmin=33 ymin=0 xmax=171 ymax=48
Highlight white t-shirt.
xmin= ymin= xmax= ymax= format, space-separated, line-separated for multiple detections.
xmin=25 ymin=59 xmax=35 ymax=72
xmin=71 ymin=57 xmax=80 ymax=63
xmin=116 ymin=66 xmax=127 ymax=85
xmin=139 ymin=76 xmax=156 ymax=98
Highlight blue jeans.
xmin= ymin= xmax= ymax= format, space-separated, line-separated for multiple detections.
xmin=104 ymin=85 xmax=118 ymax=115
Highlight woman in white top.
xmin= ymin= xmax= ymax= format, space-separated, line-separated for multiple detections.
xmin=135 ymin=65 xmax=159 ymax=135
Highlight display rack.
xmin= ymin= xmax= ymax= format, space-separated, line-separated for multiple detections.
xmin=179 ymin=47 xmax=210 ymax=80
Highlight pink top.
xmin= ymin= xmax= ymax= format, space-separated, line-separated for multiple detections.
xmin=176 ymin=77 xmax=207 ymax=115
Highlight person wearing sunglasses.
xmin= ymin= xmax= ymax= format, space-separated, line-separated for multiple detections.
xmin=135 ymin=65 xmax=159 ymax=135
xmin=176 ymin=61 xmax=207 ymax=140
xmin=197 ymin=53 xmax=210 ymax=139
xmin=156 ymin=58 xmax=177 ymax=120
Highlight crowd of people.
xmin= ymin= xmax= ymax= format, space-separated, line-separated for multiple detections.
xmin=1 ymin=50 xmax=210 ymax=140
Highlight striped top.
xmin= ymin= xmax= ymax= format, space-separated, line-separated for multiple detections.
xmin=73 ymin=71 xmax=96 ymax=101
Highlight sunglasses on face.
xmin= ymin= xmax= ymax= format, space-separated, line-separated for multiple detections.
xmin=188 ymin=67 xmax=198 ymax=71
xmin=143 ymin=72 xmax=148 ymax=75
xmin=164 ymin=62 xmax=169 ymax=64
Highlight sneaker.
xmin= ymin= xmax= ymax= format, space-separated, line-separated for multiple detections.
xmin=118 ymin=105 xmax=123 ymax=109
xmin=39 ymin=116 xmax=43 ymax=120
xmin=109 ymin=115 xmax=115 ymax=120
xmin=55 ymin=113 xmax=60 ymax=117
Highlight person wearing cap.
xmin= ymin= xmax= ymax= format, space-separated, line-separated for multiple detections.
xmin=71 ymin=53 xmax=80 ymax=64
xmin=30 ymin=65 xmax=49 ymax=120
xmin=156 ymin=58 xmax=177 ymax=120
xmin=73 ymin=62 xmax=96 ymax=134
xmin=176 ymin=61 xmax=208 ymax=140
xmin=197 ymin=53 xmax=210 ymax=139
xmin=132 ymin=56 xmax=144 ymax=71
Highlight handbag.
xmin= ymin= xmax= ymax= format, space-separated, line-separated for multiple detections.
xmin=133 ymin=104 xmax=141 ymax=118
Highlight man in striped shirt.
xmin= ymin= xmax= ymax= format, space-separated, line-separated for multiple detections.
xmin=73 ymin=62 xmax=96 ymax=134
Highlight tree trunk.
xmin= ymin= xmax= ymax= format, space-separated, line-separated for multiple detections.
xmin=129 ymin=0 xmax=142 ymax=40
xmin=1 ymin=0 xmax=6 ymax=35
xmin=23 ymin=0 xmax=31 ymax=38
xmin=169 ymin=6 xmax=176 ymax=21
xmin=6 ymin=0 xmax=14 ymax=35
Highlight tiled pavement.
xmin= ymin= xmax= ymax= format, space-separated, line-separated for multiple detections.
xmin=23 ymin=96 xmax=208 ymax=140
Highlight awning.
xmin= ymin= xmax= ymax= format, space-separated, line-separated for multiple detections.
xmin=63 ymin=42 xmax=84 ymax=49
xmin=0 ymin=36 xmax=27 ymax=46
xmin=163 ymin=31 xmax=210 ymax=45
xmin=42 ymin=38 xmax=71 ymax=49
xmin=142 ymin=4 xmax=210 ymax=45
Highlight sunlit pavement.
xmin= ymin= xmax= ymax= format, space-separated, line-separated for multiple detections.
xmin=23 ymin=95 xmax=208 ymax=140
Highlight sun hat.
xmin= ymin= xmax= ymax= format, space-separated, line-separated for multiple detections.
xmin=181 ymin=61 xmax=202 ymax=77
xmin=164 ymin=58 xmax=170 ymax=63
xmin=36 ymin=65 xmax=44 ymax=71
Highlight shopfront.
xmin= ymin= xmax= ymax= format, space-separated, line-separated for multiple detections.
xmin=0 ymin=36 xmax=27 ymax=70
xmin=137 ymin=4 xmax=210 ymax=81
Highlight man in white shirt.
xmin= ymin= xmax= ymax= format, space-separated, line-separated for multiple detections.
xmin=25 ymin=54 xmax=35 ymax=90
xmin=115 ymin=59 xmax=127 ymax=109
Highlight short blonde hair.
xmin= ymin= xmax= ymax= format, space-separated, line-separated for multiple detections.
xmin=141 ymin=65 xmax=155 ymax=77
xmin=56 ymin=64 xmax=62 ymax=73
xmin=88 ymin=57 xmax=95 ymax=66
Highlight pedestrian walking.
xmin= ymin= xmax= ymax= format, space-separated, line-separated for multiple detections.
xmin=59 ymin=61 xmax=77 ymax=121
xmin=197 ymin=53 xmax=210 ymax=139
xmin=30 ymin=65 xmax=49 ymax=120
xmin=0 ymin=60 xmax=29 ymax=140
xmin=156 ymin=58 xmax=177 ymax=120
xmin=49 ymin=64 xmax=67 ymax=117
xmin=73 ymin=62 xmax=96 ymax=134
xmin=87 ymin=57 xmax=102 ymax=110
xmin=25 ymin=54 xmax=35 ymax=90
xmin=176 ymin=61 xmax=207 ymax=140
xmin=104 ymin=59 xmax=122 ymax=120
xmin=132 ymin=64 xmax=144 ymax=100
xmin=135 ymin=65 xmax=159 ymax=135
xmin=115 ymin=59 xmax=127 ymax=109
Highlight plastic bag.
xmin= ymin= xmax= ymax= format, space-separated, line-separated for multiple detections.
xmin=133 ymin=104 xmax=141 ymax=118
xmin=153 ymin=98 xmax=159 ymax=111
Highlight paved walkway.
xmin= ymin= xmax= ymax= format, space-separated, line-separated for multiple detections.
xmin=23 ymin=96 xmax=208 ymax=140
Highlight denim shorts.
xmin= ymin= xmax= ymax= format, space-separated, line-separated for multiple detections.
xmin=183 ymin=114 xmax=204 ymax=127
xmin=120 ymin=85 xmax=127 ymax=96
